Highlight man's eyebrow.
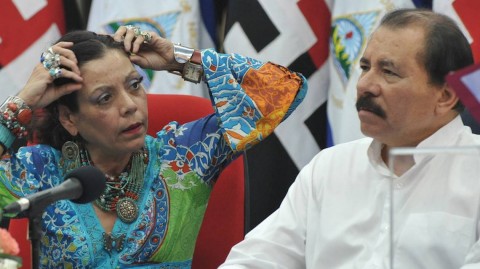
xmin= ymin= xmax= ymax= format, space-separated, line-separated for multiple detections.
xmin=378 ymin=59 xmax=396 ymax=68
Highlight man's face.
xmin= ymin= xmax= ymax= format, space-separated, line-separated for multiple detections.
xmin=356 ymin=26 xmax=445 ymax=147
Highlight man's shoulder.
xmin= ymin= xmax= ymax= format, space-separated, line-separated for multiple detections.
xmin=311 ymin=137 xmax=372 ymax=162
xmin=323 ymin=137 xmax=373 ymax=152
xmin=458 ymin=125 xmax=480 ymax=145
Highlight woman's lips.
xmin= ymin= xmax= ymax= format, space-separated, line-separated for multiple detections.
xmin=123 ymin=123 xmax=142 ymax=134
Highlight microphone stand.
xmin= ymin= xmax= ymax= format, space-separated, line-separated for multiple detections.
xmin=26 ymin=206 xmax=46 ymax=269
xmin=29 ymin=216 xmax=41 ymax=269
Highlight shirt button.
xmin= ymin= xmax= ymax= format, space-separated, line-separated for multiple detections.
xmin=395 ymin=182 xmax=403 ymax=189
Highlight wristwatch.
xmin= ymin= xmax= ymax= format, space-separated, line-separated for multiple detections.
xmin=173 ymin=44 xmax=204 ymax=83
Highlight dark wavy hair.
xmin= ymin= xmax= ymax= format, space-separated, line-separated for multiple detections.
xmin=379 ymin=8 xmax=473 ymax=112
xmin=29 ymin=30 xmax=128 ymax=149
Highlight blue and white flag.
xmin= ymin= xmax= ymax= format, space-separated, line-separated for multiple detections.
xmin=87 ymin=0 xmax=216 ymax=97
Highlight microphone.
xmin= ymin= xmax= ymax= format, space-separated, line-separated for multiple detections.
xmin=2 ymin=166 xmax=106 ymax=216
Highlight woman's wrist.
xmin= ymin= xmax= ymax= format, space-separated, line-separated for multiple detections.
xmin=0 ymin=96 xmax=32 ymax=141
xmin=168 ymin=44 xmax=203 ymax=83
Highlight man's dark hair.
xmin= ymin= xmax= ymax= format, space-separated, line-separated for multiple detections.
xmin=380 ymin=8 xmax=473 ymax=112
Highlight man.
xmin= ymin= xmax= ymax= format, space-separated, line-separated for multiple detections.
xmin=219 ymin=8 xmax=480 ymax=269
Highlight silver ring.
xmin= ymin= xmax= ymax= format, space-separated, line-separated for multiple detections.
xmin=125 ymin=25 xmax=151 ymax=43
xmin=125 ymin=25 xmax=141 ymax=36
xmin=40 ymin=47 xmax=61 ymax=70
xmin=140 ymin=31 xmax=152 ymax=43
xmin=49 ymin=67 xmax=62 ymax=79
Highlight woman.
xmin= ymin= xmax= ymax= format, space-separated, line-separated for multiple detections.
xmin=0 ymin=26 xmax=307 ymax=268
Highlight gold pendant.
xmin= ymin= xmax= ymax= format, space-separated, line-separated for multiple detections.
xmin=116 ymin=197 xmax=139 ymax=223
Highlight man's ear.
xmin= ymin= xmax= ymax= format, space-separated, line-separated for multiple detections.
xmin=58 ymin=105 xmax=78 ymax=136
xmin=436 ymin=83 xmax=459 ymax=114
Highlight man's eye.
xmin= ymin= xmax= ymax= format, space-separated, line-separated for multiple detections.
xmin=383 ymin=69 xmax=397 ymax=76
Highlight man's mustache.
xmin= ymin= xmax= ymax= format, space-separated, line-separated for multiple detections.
xmin=356 ymin=94 xmax=386 ymax=119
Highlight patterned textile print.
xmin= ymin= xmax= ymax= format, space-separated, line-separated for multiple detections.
xmin=1 ymin=148 xmax=46 ymax=199
xmin=203 ymin=49 xmax=264 ymax=152
xmin=241 ymin=63 xmax=303 ymax=142
xmin=202 ymin=49 xmax=303 ymax=151
xmin=0 ymin=161 xmax=20 ymax=208
xmin=123 ymin=179 xmax=169 ymax=263
xmin=159 ymin=124 xmax=226 ymax=185
xmin=43 ymin=205 xmax=88 ymax=268
xmin=76 ymin=202 xmax=112 ymax=266
xmin=3 ymin=147 xmax=93 ymax=267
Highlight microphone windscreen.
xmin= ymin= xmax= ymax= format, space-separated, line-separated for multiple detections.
xmin=65 ymin=166 xmax=106 ymax=204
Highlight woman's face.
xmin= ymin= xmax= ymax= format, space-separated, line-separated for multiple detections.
xmin=62 ymin=49 xmax=148 ymax=159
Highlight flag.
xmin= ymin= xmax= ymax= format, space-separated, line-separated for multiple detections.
xmin=0 ymin=0 xmax=65 ymax=101
xmin=87 ymin=0 xmax=217 ymax=97
xmin=433 ymin=0 xmax=480 ymax=63
xmin=327 ymin=0 xmax=418 ymax=146
xmin=328 ymin=0 xmax=480 ymax=140
xmin=0 ymin=2 xmax=65 ymax=267
xmin=223 ymin=0 xmax=331 ymax=230
xmin=433 ymin=0 xmax=480 ymax=132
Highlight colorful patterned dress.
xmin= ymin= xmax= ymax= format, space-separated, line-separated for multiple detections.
xmin=0 ymin=49 xmax=307 ymax=268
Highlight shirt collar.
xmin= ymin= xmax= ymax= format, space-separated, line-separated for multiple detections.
xmin=367 ymin=115 xmax=464 ymax=174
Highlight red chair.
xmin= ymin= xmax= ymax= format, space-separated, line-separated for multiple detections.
xmin=7 ymin=218 xmax=31 ymax=268
xmin=7 ymin=94 xmax=247 ymax=269
xmin=147 ymin=94 xmax=246 ymax=269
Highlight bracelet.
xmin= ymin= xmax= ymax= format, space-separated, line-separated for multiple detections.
xmin=0 ymin=124 xmax=15 ymax=150
xmin=170 ymin=43 xmax=204 ymax=84
xmin=0 ymin=96 xmax=32 ymax=139
xmin=173 ymin=43 xmax=195 ymax=64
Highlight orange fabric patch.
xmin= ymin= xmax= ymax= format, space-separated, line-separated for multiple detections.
xmin=242 ymin=63 xmax=302 ymax=117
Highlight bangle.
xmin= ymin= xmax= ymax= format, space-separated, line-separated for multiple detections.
xmin=173 ymin=43 xmax=195 ymax=64
xmin=170 ymin=44 xmax=204 ymax=84
xmin=0 ymin=96 xmax=32 ymax=139
xmin=0 ymin=123 xmax=15 ymax=150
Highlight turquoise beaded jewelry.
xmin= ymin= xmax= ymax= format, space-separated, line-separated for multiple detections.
xmin=0 ymin=124 xmax=15 ymax=151
xmin=86 ymin=148 xmax=148 ymax=223
xmin=61 ymin=140 xmax=148 ymax=223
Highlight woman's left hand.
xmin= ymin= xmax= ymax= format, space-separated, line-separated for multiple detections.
xmin=113 ymin=25 xmax=182 ymax=72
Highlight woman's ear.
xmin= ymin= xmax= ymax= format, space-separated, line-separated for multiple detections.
xmin=436 ymin=83 xmax=459 ymax=114
xmin=58 ymin=105 xmax=78 ymax=136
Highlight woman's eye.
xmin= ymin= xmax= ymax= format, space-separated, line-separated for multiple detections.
xmin=98 ymin=93 xmax=112 ymax=104
xmin=130 ymin=76 xmax=144 ymax=90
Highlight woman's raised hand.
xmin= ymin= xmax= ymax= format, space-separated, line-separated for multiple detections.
xmin=17 ymin=42 xmax=83 ymax=110
xmin=113 ymin=25 xmax=182 ymax=72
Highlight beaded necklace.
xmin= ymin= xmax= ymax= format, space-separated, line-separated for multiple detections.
xmin=79 ymin=147 xmax=148 ymax=224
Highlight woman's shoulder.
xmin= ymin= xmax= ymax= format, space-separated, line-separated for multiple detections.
xmin=14 ymin=144 xmax=61 ymax=171
xmin=17 ymin=143 xmax=60 ymax=157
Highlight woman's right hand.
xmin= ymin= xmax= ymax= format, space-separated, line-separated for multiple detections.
xmin=16 ymin=42 xmax=83 ymax=110
xmin=113 ymin=25 xmax=183 ymax=72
